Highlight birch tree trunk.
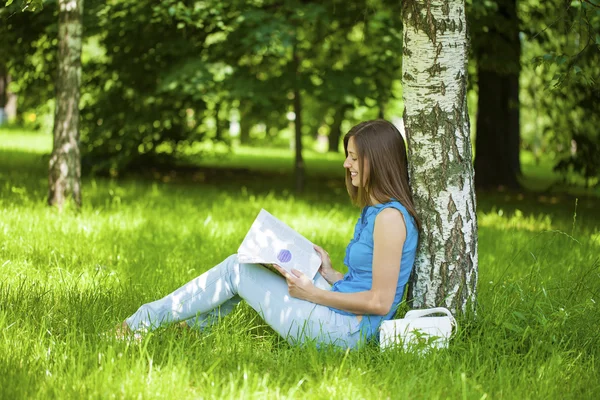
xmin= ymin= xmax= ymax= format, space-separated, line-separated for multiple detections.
xmin=402 ymin=0 xmax=478 ymax=314
xmin=48 ymin=0 xmax=83 ymax=209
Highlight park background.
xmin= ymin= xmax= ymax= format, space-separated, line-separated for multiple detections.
xmin=1 ymin=0 xmax=599 ymax=399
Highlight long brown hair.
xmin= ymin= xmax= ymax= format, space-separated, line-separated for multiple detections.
xmin=343 ymin=119 xmax=421 ymax=231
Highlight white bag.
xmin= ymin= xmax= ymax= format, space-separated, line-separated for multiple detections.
xmin=379 ymin=307 xmax=457 ymax=352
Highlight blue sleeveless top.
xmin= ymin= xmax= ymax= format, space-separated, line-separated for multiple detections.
xmin=329 ymin=200 xmax=418 ymax=341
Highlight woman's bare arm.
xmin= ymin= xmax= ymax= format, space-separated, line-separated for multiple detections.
xmin=278 ymin=208 xmax=407 ymax=316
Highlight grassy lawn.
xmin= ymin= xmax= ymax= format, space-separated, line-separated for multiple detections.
xmin=1 ymin=129 xmax=599 ymax=399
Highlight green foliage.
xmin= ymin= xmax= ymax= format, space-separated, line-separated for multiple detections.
xmin=2 ymin=0 xmax=408 ymax=173
xmin=78 ymin=0 xmax=234 ymax=173
xmin=466 ymin=0 xmax=600 ymax=185
xmin=1 ymin=130 xmax=600 ymax=399
xmin=3 ymin=0 xmax=599 ymax=180
xmin=519 ymin=0 xmax=600 ymax=185
xmin=77 ymin=0 xmax=408 ymax=172
xmin=4 ymin=0 xmax=43 ymax=12
xmin=468 ymin=0 xmax=520 ymax=75
xmin=554 ymin=132 xmax=600 ymax=187
xmin=0 ymin=1 xmax=57 ymax=120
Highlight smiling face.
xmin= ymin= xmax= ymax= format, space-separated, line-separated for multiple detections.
xmin=343 ymin=137 xmax=364 ymax=187
xmin=341 ymin=120 xmax=420 ymax=230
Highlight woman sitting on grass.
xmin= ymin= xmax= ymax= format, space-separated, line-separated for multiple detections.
xmin=118 ymin=119 xmax=420 ymax=349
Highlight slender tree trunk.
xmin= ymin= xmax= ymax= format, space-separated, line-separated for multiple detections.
xmin=5 ymin=76 xmax=17 ymax=122
xmin=0 ymin=66 xmax=13 ymax=124
xmin=293 ymin=45 xmax=305 ymax=193
xmin=215 ymin=101 xmax=223 ymax=142
xmin=376 ymin=78 xmax=387 ymax=120
xmin=402 ymin=0 xmax=478 ymax=314
xmin=474 ymin=0 xmax=521 ymax=189
xmin=239 ymin=103 xmax=252 ymax=145
xmin=0 ymin=70 xmax=7 ymax=125
xmin=239 ymin=120 xmax=251 ymax=144
xmin=327 ymin=105 xmax=348 ymax=153
xmin=48 ymin=0 xmax=84 ymax=209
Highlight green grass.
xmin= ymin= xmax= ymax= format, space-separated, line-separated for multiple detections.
xmin=1 ymin=129 xmax=599 ymax=399
xmin=519 ymin=150 xmax=600 ymax=195
xmin=193 ymin=143 xmax=347 ymax=178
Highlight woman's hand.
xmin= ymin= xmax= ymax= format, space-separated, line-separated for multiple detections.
xmin=272 ymin=265 xmax=318 ymax=302
xmin=313 ymin=244 xmax=342 ymax=284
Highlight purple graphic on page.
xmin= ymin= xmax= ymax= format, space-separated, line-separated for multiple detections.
xmin=277 ymin=249 xmax=292 ymax=263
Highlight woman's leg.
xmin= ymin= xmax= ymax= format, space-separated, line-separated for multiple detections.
xmin=183 ymin=296 xmax=242 ymax=330
xmin=184 ymin=263 xmax=332 ymax=331
xmin=126 ymin=254 xmax=245 ymax=331
xmin=234 ymin=262 xmax=362 ymax=348
xmin=125 ymin=254 xmax=361 ymax=348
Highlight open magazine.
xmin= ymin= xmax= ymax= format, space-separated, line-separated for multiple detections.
xmin=237 ymin=209 xmax=322 ymax=279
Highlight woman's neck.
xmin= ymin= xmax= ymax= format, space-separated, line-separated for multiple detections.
xmin=368 ymin=194 xmax=389 ymax=206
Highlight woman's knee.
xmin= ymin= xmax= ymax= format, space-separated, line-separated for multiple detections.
xmin=222 ymin=253 xmax=242 ymax=283
xmin=225 ymin=253 xmax=238 ymax=263
xmin=224 ymin=254 xmax=239 ymax=271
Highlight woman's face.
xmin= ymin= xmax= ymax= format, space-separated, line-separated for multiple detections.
xmin=343 ymin=137 xmax=363 ymax=187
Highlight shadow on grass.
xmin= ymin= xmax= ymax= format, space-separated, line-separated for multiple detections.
xmin=2 ymin=144 xmax=599 ymax=229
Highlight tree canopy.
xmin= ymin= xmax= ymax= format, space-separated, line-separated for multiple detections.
xmin=1 ymin=0 xmax=599 ymax=186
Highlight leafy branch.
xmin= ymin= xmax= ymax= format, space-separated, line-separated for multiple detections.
xmin=4 ymin=0 xmax=44 ymax=12
xmin=581 ymin=0 xmax=600 ymax=9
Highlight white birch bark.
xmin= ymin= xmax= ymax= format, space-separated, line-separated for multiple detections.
xmin=48 ymin=0 xmax=84 ymax=209
xmin=402 ymin=0 xmax=478 ymax=314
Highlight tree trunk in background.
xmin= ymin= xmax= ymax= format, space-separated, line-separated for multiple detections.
xmin=0 ymin=71 xmax=7 ymax=125
xmin=474 ymin=69 xmax=521 ymax=189
xmin=474 ymin=0 xmax=521 ymax=189
xmin=48 ymin=0 xmax=84 ymax=209
xmin=5 ymin=77 xmax=17 ymax=122
xmin=293 ymin=45 xmax=305 ymax=193
xmin=239 ymin=103 xmax=252 ymax=145
xmin=402 ymin=0 xmax=478 ymax=314
xmin=328 ymin=105 xmax=348 ymax=153
xmin=215 ymin=101 xmax=223 ymax=142
xmin=0 ymin=67 xmax=13 ymax=124
xmin=377 ymin=99 xmax=385 ymax=120
xmin=508 ymin=67 xmax=520 ymax=176
xmin=376 ymin=78 xmax=386 ymax=119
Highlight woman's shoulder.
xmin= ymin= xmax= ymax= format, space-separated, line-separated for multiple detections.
xmin=372 ymin=199 xmax=409 ymax=215
xmin=373 ymin=200 xmax=417 ymax=233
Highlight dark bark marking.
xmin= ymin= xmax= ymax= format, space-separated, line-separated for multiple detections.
xmin=447 ymin=196 xmax=457 ymax=222
xmin=438 ymin=261 xmax=449 ymax=305
xmin=403 ymin=0 xmax=438 ymax=44
xmin=441 ymin=0 xmax=450 ymax=16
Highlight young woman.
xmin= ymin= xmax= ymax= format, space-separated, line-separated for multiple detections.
xmin=119 ymin=119 xmax=420 ymax=349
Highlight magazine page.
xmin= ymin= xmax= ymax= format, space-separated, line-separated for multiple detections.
xmin=237 ymin=209 xmax=322 ymax=279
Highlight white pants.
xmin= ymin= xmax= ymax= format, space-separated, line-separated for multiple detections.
xmin=126 ymin=254 xmax=362 ymax=349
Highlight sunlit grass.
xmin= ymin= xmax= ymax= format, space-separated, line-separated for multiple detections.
xmin=478 ymin=208 xmax=554 ymax=232
xmin=194 ymin=144 xmax=346 ymax=178
xmin=1 ymin=128 xmax=599 ymax=399
xmin=0 ymin=127 xmax=53 ymax=153
xmin=520 ymin=150 xmax=600 ymax=196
